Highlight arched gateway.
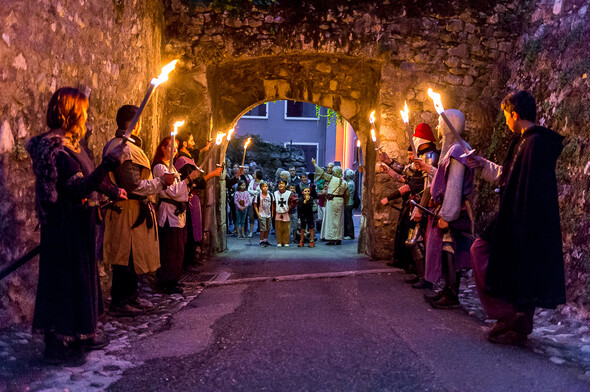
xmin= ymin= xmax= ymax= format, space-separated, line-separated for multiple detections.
xmin=201 ymin=53 xmax=382 ymax=257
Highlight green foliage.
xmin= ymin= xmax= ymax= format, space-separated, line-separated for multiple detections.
xmin=552 ymin=99 xmax=590 ymax=132
xmin=315 ymin=105 xmax=344 ymax=126
xmin=522 ymin=35 xmax=544 ymax=69
xmin=485 ymin=111 xmax=511 ymax=161
xmin=557 ymin=57 xmax=590 ymax=89
xmin=496 ymin=0 xmax=536 ymax=35
xmin=556 ymin=25 xmax=584 ymax=52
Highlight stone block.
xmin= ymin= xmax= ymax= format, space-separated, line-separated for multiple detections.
xmin=498 ymin=41 xmax=512 ymax=53
xmin=449 ymin=67 xmax=467 ymax=76
xmin=12 ymin=53 xmax=27 ymax=71
xmin=0 ymin=121 xmax=14 ymax=153
xmin=315 ymin=63 xmax=332 ymax=73
xmin=463 ymin=75 xmax=474 ymax=86
xmin=444 ymin=56 xmax=461 ymax=68
xmin=448 ymin=44 xmax=469 ymax=58
xmin=446 ymin=19 xmax=463 ymax=32
xmin=465 ymin=23 xmax=476 ymax=34
xmin=443 ymin=74 xmax=464 ymax=85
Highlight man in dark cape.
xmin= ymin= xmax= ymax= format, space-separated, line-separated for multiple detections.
xmin=468 ymin=90 xmax=565 ymax=346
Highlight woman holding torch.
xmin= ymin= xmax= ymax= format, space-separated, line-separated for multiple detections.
xmin=152 ymin=136 xmax=200 ymax=294
xmin=27 ymin=87 xmax=127 ymax=364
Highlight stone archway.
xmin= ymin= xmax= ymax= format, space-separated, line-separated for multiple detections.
xmin=201 ymin=53 xmax=382 ymax=257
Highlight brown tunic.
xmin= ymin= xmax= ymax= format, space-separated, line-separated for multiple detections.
xmin=103 ymin=137 xmax=161 ymax=274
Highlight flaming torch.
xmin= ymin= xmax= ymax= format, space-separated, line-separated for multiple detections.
xmin=241 ymin=137 xmax=252 ymax=168
xmin=400 ymin=101 xmax=417 ymax=157
xmin=371 ymin=128 xmax=382 ymax=151
xmin=124 ymin=60 xmax=178 ymax=139
xmin=427 ymin=88 xmax=474 ymax=157
xmin=356 ymin=139 xmax=363 ymax=166
xmin=369 ymin=110 xmax=376 ymax=125
xmin=169 ymin=120 xmax=184 ymax=172
xmin=218 ymin=128 xmax=234 ymax=166
xmin=369 ymin=110 xmax=381 ymax=150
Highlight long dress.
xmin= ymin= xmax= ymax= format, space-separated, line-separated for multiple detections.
xmin=26 ymin=133 xmax=120 ymax=340
xmin=314 ymin=166 xmax=348 ymax=241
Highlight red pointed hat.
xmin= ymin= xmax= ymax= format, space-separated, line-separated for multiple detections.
xmin=413 ymin=123 xmax=436 ymax=143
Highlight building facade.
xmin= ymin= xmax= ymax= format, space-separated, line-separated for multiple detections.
xmin=236 ymin=100 xmax=358 ymax=172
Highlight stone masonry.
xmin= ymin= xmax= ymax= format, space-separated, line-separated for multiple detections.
xmin=0 ymin=0 xmax=589 ymax=325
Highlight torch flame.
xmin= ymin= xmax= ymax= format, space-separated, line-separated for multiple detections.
xmin=215 ymin=132 xmax=227 ymax=145
xmin=356 ymin=140 xmax=361 ymax=148
xmin=244 ymin=137 xmax=251 ymax=149
xmin=152 ymin=59 xmax=178 ymax=86
xmin=428 ymin=88 xmax=445 ymax=115
xmin=400 ymin=101 xmax=410 ymax=124
xmin=227 ymin=128 xmax=234 ymax=141
xmin=171 ymin=120 xmax=185 ymax=136
xmin=369 ymin=110 xmax=376 ymax=124
xmin=371 ymin=128 xmax=377 ymax=143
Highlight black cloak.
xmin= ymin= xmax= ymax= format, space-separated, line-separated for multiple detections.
xmin=486 ymin=126 xmax=565 ymax=309
xmin=27 ymin=133 xmax=119 ymax=340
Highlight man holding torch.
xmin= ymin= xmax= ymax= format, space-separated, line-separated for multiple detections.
xmin=102 ymin=105 xmax=175 ymax=317
xmin=175 ymin=130 xmax=223 ymax=270
xmin=466 ymin=91 xmax=565 ymax=346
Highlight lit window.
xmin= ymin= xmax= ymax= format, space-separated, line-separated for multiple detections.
xmin=284 ymin=101 xmax=318 ymax=120
xmin=242 ymin=103 xmax=268 ymax=119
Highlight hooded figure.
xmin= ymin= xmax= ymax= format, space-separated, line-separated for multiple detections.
xmin=313 ymin=163 xmax=349 ymax=245
xmin=424 ymin=109 xmax=475 ymax=309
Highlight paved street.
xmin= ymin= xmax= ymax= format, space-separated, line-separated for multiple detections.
xmin=2 ymin=231 xmax=589 ymax=391
xmin=105 ymin=235 xmax=589 ymax=391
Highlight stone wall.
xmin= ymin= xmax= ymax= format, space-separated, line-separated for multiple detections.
xmin=163 ymin=0 xmax=524 ymax=259
xmin=0 ymin=0 xmax=165 ymax=325
xmin=468 ymin=0 xmax=590 ymax=310
xmin=2 ymin=0 xmax=590 ymax=326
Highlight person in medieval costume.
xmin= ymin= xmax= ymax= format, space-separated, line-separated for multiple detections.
xmin=312 ymin=159 xmax=349 ymax=245
xmin=421 ymin=109 xmax=474 ymax=309
xmin=102 ymin=105 xmax=175 ymax=317
xmin=380 ymin=123 xmax=440 ymax=290
xmin=27 ymin=87 xmax=126 ymax=364
xmin=174 ymin=130 xmax=222 ymax=270
xmin=466 ymin=91 xmax=565 ymax=346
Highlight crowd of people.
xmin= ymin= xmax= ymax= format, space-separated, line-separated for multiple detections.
xmin=26 ymin=88 xmax=227 ymax=365
xmin=225 ymin=161 xmax=360 ymax=247
xmin=378 ymin=91 xmax=565 ymax=347
xmin=26 ymin=86 xmax=565 ymax=366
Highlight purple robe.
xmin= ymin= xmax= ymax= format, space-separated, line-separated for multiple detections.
xmin=425 ymin=143 xmax=474 ymax=283
xmin=175 ymin=156 xmax=203 ymax=242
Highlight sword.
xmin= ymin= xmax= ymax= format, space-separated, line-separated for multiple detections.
xmin=409 ymin=200 xmax=476 ymax=241
xmin=410 ymin=200 xmax=437 ymax=217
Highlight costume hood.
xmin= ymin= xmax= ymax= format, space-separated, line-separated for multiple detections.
xmin=439 ymin=109 xmax=467 ymax=159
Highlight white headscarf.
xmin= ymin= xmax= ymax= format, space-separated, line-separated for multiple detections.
xmin=439 ymin=109 xmax=466 ymax=159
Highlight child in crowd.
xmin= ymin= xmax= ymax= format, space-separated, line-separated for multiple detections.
xmin=234 ymin=180 xmax=250 ymax=239
xmin=273 ymin=179 xmax=298 ymax=247
xmin=297 ymin=187 xmax=316 ymax=247
xmin=289 ymin=183 xmax=299 ymax=243
xmin=247 ymin=170 xmax=263 ymax=237
xmin=254 ymin=181 xmax=274 ymax=247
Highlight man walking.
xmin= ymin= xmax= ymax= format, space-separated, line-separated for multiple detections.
xmin=467 ymin=91 xmax=565 ymax=346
